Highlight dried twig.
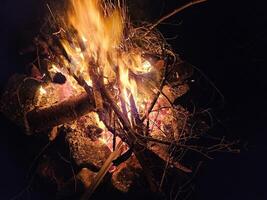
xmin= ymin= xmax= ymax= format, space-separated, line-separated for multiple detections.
xmin=141 ymin=58 xmax=168 ymax=122
xmin=143 ymin=0 xmax=208 ymax=37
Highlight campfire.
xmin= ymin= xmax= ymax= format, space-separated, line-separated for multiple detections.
xmin=1 ymin=0 xmax=238 ymax=199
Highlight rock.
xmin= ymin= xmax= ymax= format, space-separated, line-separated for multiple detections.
xmin=65 ymin=121 xmax=111 ymax=170
xmin=111 ymin=156 xmax=142 ymax=193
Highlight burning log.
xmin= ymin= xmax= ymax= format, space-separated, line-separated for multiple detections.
xmin=0 ymin=74 xmax=96 ymax=133
xmin=26 ymin=93 xmax=95 ymax=132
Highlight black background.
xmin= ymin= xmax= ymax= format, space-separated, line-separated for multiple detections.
xmin=1 ymin=0 xmax=267 ymax=199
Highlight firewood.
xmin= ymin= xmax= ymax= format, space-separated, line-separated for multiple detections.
xmin=0 ymin=74 xmax=96 ymax=133
xmin=68 ymin=68 xmax=159 ymax=193
xmin=26 ymin=93 xmax=95 ymax=132
xmin=94 ymin=76 xmax=159 ymax=192
xmin=81 ymin=141 xmax=125 ymax=200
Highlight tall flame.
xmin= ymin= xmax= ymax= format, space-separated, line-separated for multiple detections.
xmin=68 ymin=0 xmax=123 ymax=53
xmin=59 ymin=0 xmax=157 ymax=131
xmin=62 ymin=0 xmax=123 ymax=81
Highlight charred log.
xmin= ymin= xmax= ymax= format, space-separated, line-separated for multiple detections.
xmin=26 ymin=93 xmax=95 ymax=132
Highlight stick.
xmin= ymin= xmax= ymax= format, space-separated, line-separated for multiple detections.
xmin=143 ymin=0 xmax=208 ymax=37
xmin=80 ymin=141 xmax=124 ymax=200
xmin=129 ymin=93 xmax=142 ymax=126
xmin=141 ymin=58 xmax=168 ymax=122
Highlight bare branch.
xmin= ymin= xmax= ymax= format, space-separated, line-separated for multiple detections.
xmin=144 ymin=0 xmax=208 ymax=37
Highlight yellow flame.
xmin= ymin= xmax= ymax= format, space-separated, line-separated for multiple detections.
xmin=66 ymin=0 xmax=123 ymax=65
xmin=99 ymin=137 xmax=108 ymax=144
xmin=49 ymin=64 xmax=61 ymax=73
xmin=93 ymin=112 xmax=106 ymax=130
xmin=60 ymin=0 xmax=154 ymax=121
xmin=69 ymin=0 xmax=123 ymax=52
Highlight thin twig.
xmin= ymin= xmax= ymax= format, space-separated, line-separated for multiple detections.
xmin=141 ymin=58 xmax=168 ymax=122
xmin=144 ymin=0 xmax=208 ymax=37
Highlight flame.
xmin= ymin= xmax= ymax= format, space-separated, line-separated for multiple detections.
xmin=99 ymin=133 xmax=111 ymax=145
xmin=61 ymin=0 xmax=124 ymax=82
xmin=93 ymin=112 xmax=117 ymax=151
xmin=60 ymin=0 xmax=153 ymax=114
xmin=93 ymin=112 xmax=106 ymax=130
xmin=43 ymin=0 xmax=172 ymax=151
xmin=92 ymin=112 xmax=111 ymax=145
xmin=67 ymin=0 xmax=123 ymax=53
xmin=57 ymin=0 xmax=163 ymax=138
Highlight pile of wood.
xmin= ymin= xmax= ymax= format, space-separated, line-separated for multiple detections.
xmin=0 ymin=53 xmax=196 ymax=198
xmin=2 ymin=1 xmax=234 ymax=199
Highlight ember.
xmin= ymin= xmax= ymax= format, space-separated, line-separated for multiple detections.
xmin=0 ymin=0 xmax=238 ymax=199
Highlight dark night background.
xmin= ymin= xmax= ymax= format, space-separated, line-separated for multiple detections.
xmin=1 ymin=0 xmax=267 ymax=199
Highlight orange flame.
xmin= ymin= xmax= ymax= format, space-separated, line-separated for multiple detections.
xmin=57 ymin=0 xmax=162 ymax=146
xmin=61 ymin=0 xmax=153 ymax=113
xmin=61 ymin=0 xmax=123 ymax=82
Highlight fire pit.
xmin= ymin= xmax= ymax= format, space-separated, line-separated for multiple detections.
xmin=1 ymin=0 xmax=238 ymax=199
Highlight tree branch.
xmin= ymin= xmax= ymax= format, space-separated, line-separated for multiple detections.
xmin=144 ymin=0 xmax=208 ymax=37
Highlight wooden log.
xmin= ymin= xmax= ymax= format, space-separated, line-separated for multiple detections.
xmin=26 ymin=93 xmax=95 ymax=132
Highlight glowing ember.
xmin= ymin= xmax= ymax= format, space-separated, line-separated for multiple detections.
xmin=39 ymin=86 xmax=47 ymax=95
